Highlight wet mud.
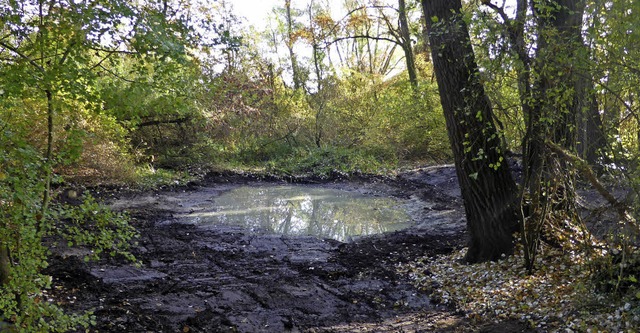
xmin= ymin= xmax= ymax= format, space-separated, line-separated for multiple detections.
xmin=46 ymin=166 xmax=534 ymax=332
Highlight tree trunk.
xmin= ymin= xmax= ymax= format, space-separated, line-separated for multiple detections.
xmin=398 ymin=0 xmax=418 ymax=89
xmin=519 ymin=0 xmax=589 ymax=271
xmin=0 ymin=245 xmax=9 ymax=287
xmin=480 ymin=0 xmax=534 ymax=180
xmin=577 ymin=84 xmax=607 ymax=166
xmin=527 ymin=0 xmax=585 ymax=177
xmin=285 ymin=0 xmax=303 ymax=91
xmin=422 ymin=0 xmax=520 ymax=263
xmin=417 ymin=9 xmax=431 ymax=62
xmin=41 ymin=88 xmax=54 ymax=226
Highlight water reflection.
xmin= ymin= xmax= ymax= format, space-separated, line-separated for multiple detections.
xmin=187 ymin=185 xmax=412 ymax=242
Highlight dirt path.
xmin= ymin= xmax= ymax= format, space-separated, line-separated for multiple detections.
xmin=45 ymin=167 xmax=529 ymax=332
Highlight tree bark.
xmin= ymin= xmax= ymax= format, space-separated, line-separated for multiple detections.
xmin=307 ymin=5 xmax=325 ymax=148
xmin=0 ymin=245 xmax=9 ymax=287
xmin=417 ymin=8 xmax=431 ymax=62
xmin=518 ymin=0 xmax=590 ymax=271
xmin=422 ymin=0 xmax=520 ymax=262
xmin=526 ymin=0 xmax=586 ymax=180
xmin=578 ymin=84 xmax=607 ymax=166
xmin=482 ymin=0 xmax=533 ymax=154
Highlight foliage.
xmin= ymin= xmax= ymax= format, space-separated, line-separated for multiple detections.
xmin=54 ymin=195 xmax=138 ymax=263
xmin=0 ymin=119 xmax=139 ymax=332
xmin=2 ymin=0 xmax=640 ymax=329
xmin=132 ymin=167 xmax=196 ymax=191
xmin=0 ymin=0 xmax=226 ymax=330
xmin=95 ymin=55 xmax=210 ymax=169
xmin=591 ymin=244 xmax=640 ymax=297
xmin=264 ymin=146 xmax=395 ymax=177
xmin=469 ymin=12 xmax=526 ymax=152
xmin=0 ymin=124 xmax=93 ymax=332
xmin=192 ymin=49 xmax=449 ymax=172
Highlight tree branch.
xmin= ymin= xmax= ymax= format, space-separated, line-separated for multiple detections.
xmin=324 ymin=34 xmax=400 ymax=48
xmin=326 ymin=5 xmax=398 ymax=37
xmin=88 ymin=46 xmax=138 ymax=55
xmin=96 ymin=64 xmax=137 ymax=83
xmin=58 ymin=41 xmax=76 ymax=66
xmin=585 ymin=72 xmax=640 ymax=126
xmin=546 ymin=140 xmax=638 ymax=231
xmin=0 ymin=41 xmax=45 ymax=73
xmin=481 ymin=0 xmax=511 ymax=25
xmin=137 ymin=117 xmax=191 ymax=128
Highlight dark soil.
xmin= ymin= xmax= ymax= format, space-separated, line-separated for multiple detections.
xmin=45 ymin=166 xmax=536 ymax=332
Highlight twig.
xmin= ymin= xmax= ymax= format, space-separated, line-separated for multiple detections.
xmin=546 ymin=141 xmax=638 ymax=231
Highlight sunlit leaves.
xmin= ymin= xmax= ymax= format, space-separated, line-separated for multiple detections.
xmin=55 ymin=195 xmax=139 ymax=263
xmin=313 ymin=12 xmax=335 ymax=30
xmin=0 ymin=1 xmax=214 ymax=331
xmin=346 ymin=9 xmax=371 ymax=30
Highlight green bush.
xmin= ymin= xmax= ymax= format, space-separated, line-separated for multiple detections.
xmin=0 ymin=122 xmax=138 ymax=332
xmin=264 ymin=146 xmax=395 ymax=177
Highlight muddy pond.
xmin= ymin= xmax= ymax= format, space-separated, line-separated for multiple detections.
xmin=49 ymin=168 xmax=488 ymax=332
xmin=183 ymin=185 xmax=414 ymax=242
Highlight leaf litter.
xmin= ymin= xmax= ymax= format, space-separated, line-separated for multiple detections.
xmin=400 ymin=242 xmax=640 ymax=332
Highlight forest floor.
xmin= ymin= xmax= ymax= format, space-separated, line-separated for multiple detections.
xmin=46 ymin=166 xmax=539 ymax=332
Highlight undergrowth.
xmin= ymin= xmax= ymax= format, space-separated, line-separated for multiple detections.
xmin=131 ymin=166 xmax=196 ymax=191
xmin=262 ymin=146 xmax=397 ymax=177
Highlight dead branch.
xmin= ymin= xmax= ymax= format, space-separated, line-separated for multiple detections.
xmin=546 ymin=140 xmax=638 ymax=231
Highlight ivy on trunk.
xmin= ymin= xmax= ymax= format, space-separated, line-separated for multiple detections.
xmin=422 ymin=0 xmax=521 ymax=263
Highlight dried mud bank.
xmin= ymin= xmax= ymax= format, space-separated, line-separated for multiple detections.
xmin=46 ymin=166 xmax=535 ymax=332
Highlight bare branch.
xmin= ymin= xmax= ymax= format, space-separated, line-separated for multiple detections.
xmin=326 ymin=4 xmax=398 ymax=37
xmin=481 ymin=0 xmax=511 ymax=25
xmin=88 ymin=46 xmax=138 ymax=55
xmin=546 ymin=141 xmax=639 ymax=231
xmin=137 ymin=117 xmax=190 ymax=128
xmin=324 ymin=34 xmax=400 ymax=48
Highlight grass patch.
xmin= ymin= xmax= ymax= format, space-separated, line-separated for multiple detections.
xmin=132 ymin=166 xmax=196 ymax=190
xmin=262 ymin=146 xmax=397 ymax=177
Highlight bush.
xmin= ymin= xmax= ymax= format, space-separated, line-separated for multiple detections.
xmin=264 ymin=146 xmax=394 ymax=177
xmin=0 ymin=120 xmax=138 ymax=332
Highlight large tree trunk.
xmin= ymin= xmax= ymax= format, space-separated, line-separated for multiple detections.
xmin=422 ymin=0 xmax=520 ymax=263
xmin=521 ymin=0 xmax=589 ymax=271
xmin=526 ymin=0 xmax=585 ymax=180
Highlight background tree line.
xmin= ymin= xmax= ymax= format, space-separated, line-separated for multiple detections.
xmin=1 ymin=0 xmax=640 ymax=330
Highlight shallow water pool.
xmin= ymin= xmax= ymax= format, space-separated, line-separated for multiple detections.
xmin=186 ymin=185 xmax=413 ymax=242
